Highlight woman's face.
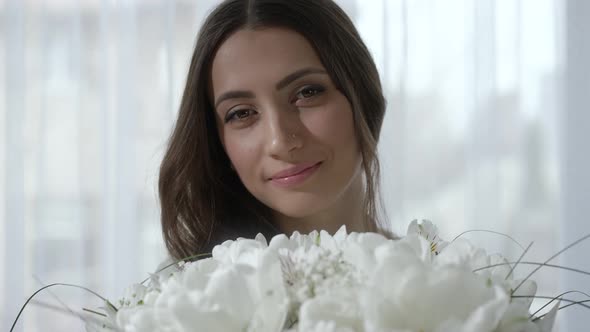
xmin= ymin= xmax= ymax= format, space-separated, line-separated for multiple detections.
xmin=210 ymin=27 xmax=362 ymax=220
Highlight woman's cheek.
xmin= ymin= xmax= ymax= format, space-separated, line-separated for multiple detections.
xmin=225 ymin=137 xmax=259 ymax=174
xmin=302 ymin=106 xmax=351 ymax=143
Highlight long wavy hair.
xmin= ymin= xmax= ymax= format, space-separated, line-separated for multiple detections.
xmin=159 ymin=0 xmax=389 ymax=260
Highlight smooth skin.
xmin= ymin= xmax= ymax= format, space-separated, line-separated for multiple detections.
xmin=210 ymin=27 xmax=366 ymax=235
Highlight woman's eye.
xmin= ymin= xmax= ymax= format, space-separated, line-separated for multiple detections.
xmin=295 ymin=85 xmax=325 ymax=100
xmin=225 ymin=109 xmax=256 ymax=123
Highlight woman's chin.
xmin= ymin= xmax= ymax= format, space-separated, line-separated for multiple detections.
xmin=272 ymin=206 xmax=320 ymax=220
xmin=270 ymin=201 xmax=328 ymax=223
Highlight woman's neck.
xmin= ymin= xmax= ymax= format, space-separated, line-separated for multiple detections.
xmin=273 ymin=172 xmax=367 ymax=235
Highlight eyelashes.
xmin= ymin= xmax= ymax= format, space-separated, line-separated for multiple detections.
xmin=293 ymin=84 xmax=326 ymax=101
xmin=223 ymin=84 xmax=327 ymax=124
xmin=224 ymin=108 xmax=257 ymax=123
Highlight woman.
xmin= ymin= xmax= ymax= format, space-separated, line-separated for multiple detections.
xmin=159 ymin=0 xmax=393 ymax=260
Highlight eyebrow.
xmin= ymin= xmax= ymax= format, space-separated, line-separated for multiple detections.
xmin=214 ymin=67 xmax=327 ymax=108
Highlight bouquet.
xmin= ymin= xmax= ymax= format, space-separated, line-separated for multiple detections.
xmin=79 ymin=220 xmax=560 ymax=332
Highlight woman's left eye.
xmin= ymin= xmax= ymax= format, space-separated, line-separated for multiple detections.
xmin=295 ymin=85 xmax=325 ymax=100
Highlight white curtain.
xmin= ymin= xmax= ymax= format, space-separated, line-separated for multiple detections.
xmin=1 ymin=0 xmax=587 ymax=331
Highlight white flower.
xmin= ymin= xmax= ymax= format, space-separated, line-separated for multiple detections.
xmin=297 ymin=292 xmax=362 ymax=332
xmin=277 ymin=238 xmax=364 ymax=327
xmin=118 ymin=284 xmax=149 ymax=308
xmin=362 ymin=239 xmax=512 ymax=332
xmin=407 ymin=219 xmax=448 ymax=255
xmin=86 ymin=220 xmax=556 ymax=332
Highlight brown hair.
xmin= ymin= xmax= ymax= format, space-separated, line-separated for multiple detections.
xmin=159 ymin=0 xmax=389 ymax=260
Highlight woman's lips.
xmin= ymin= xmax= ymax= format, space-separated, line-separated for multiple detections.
xmin=269 ymin=162 xmax=322 ymax=187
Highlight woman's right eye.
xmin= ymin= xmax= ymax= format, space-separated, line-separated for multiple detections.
xmin=225 ymin=109 xmax=257 ymax=123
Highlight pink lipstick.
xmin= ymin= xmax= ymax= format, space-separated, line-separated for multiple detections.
xmin=270 ymin=162 xmax=322 ymax=187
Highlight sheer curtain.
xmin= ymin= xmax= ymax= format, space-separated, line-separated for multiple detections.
xmin=1 ymin=0 xmax=586 ymax=331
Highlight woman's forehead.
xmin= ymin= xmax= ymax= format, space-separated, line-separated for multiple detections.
xmin=210 ymin=27 xmax=325 ymax=93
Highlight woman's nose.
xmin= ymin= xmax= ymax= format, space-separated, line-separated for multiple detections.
xmin=265 ymin=107 xmax=303 ymax=161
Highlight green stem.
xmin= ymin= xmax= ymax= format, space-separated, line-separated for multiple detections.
xmin=10 ymin=283 xmax=116 ymax=332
